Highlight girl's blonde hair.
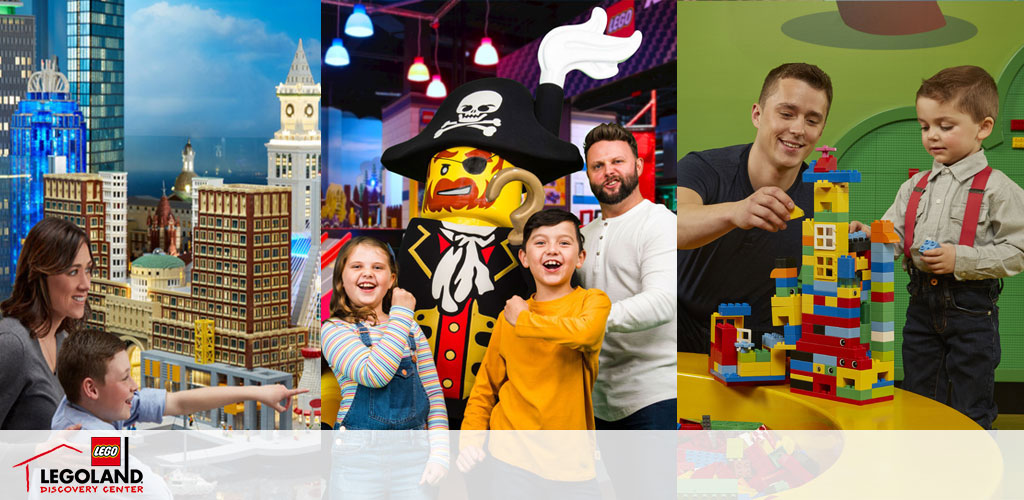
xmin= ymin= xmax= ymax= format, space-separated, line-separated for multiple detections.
xmin=329 ymin=236 xmax=397 ymax=324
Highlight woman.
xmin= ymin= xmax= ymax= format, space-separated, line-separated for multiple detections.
xmin=0 ymin=217 xmax=93 ymax=429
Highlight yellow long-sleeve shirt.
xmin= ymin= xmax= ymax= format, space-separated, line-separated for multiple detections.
xmin=460 ymin=287 xmax=610 ymax=480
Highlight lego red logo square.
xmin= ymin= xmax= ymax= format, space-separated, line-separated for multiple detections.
xmin=91 ymin=437 xmax=121 ymax=467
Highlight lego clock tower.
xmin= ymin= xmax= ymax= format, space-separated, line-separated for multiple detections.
xmin=266 ymin=40 xmax=321 ymax=234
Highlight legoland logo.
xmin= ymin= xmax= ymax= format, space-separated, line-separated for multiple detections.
xmin=11 ymin=437 xmax=145 ymax=494
xmin=91 ymin=437 xmax=121 ymax=466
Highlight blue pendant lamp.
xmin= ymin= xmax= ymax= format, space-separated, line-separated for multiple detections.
xmin=325 ymin=6 xmax=349 ymax=67
xmin=345 ymin=3 xmax=374 ymax=38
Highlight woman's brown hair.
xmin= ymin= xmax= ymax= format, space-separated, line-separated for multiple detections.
xmin=1 ymin=217 xmax=92 ymax=338
xmin=329 ymin=236 xmax=397 ymax=324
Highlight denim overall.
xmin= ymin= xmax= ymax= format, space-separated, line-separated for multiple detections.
xmin=339 ymin=323 xmax=430 ymax=430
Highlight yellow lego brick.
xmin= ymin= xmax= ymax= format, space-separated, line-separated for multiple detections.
xmin=802 ymin=217 xmax=814 ymax=238
xmin=875 ymin=280 xmax=895 ymax=293
xmin=789 ymin=205 xmax=805 ymax=220
xmin=813 ymin=363 xmax=825 ymax=374
xmin=863 ymin=269 xmax=871 ymax=281
xmin=727 ymin=438 xmax=744 ymax=459
xmin=855 ymin=256 xmax=869 ymax=271
xmin=770 ymin=347 xmax=788 ymax=375
xmin=802 ymin=294 xmax=815 ymax=312
xmin=771 ymin=295 xmax=802 ymax=326
xmin=873 ymin=350 xmax=895 ymax=362
xmin=803 ymin=254 xmax=817 ymax=267
xmin=714 ymin=362 xmax=721 ymax=373
xmin=825 ymin=296 xmax=838 ymax=307
xmin=835 ymin=223 xmax=849 ymax=254
xmin=837 ymin=366 xmax=875 ymax=390
xmin=874 ymin=360 xmax=895 ymax=380
xmin=1013 ymin=136 xmax=1024 ymax=149
xmin=872 ymin=385 xmax=894 ymax=399
xmin=838 ymin=286 xmax=860 ymax=299
xmin=738 ymin=362 xmax=770 ymax=377
xmin=871 ymin=330 xmax=895 ymax=343
xmin=790 ymin=371 xmax=813 ymax=382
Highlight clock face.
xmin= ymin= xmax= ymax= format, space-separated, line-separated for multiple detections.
xmin=305 ymin=104 xmax=314 ymax=117
xmin=285 ymin=104 xmax=294 ymax=117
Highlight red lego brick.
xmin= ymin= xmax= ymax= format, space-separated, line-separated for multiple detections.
xmin=814 ymin=295 xmax=826 ymax=306
xmin=791 ymin=387 xmax=894 ymax=406
xmin=715 ymin=322 xmax=738 ymax=366
xmin=1011 ymin=119 xmax=1024 ymax=131
xmin=871 ymin=291 xmax=895 ymax=303
xmin=837 ymin=297 xmax=860 ymax=308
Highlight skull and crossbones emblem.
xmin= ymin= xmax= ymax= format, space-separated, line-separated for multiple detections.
xmin=434 ymin=90 xmax=503 ymax=138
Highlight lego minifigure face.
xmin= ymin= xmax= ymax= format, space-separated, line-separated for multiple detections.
xmin=585 ymin=140 xmax=642 ymax=205
xmin=421 ymin=146 xmax=522 ymax=227
xmin=916 ymin=96 xmax=993 ymax=166
xmin=517 ymin=221 xmax=585 ymax=293
xmin=340 ymin=244 xmax=396 ymax=313
xmin=94 ymin=350 xmax=138 ymax=422
xmin=751 ymin=78 xmax=828 ymax=171
xmin=45 ymin=242 xmax=93 ymax=325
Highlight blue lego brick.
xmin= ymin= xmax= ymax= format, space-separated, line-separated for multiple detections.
xmin=824 ymin=325 xmax=861 ymax=338
xmin=762 ymin=332 xmax=784 ymax=349
xmin=813 ymin=280 xmax=838 ymax=296
xmin=849 ymin=231 xmax=867 ymax=240
xmin=812 ymin=353 xmax=838 ymax=366
xmin=871 ymin=243 xmax=895 ymax=257
xmin=802 ymin=170 xmax=862 ymax=184
xmin=685 ymin=450 xmax=727 ymax=468
xmin=775 ymin=276 xmax=799 ymax=288
xmin=920 ymin=239 xmax=940 ymax=252
xmin=872 ymin=271 xmax=894 ymax=283
xmin=862 ymin=280 xmax=871 ymax=293
xmin=871 ymin=321 xmax=895 ymax=332
xmin=716 ymin=371 xmax=787 ymax=383
xmin=815 ymin=304 xmax=860 ymax=319
xmin=790 ymin=359 xmax=814 ymax=373
xmin=872 ymin=379 xmax=895 ymax=388
xmin=871 ymin=261 xmax=895 ymax=273
xmin=838 ymin=255 xmax=856 ymax=279
xmin=718 ymin=302 xmax=751 ymax=317
xmin=784 ymin=324 xmax=801 ymax=345
xmin=802 ymin=284 xmax=816 ymax=296
xmin=719 ymin=364 xmax=737 ymax=374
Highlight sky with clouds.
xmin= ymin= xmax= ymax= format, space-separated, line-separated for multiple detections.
xmin=125 ymin=1 xmax=320 ymax=138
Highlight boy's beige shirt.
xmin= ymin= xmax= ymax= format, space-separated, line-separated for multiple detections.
xmin=882 ymin=150 xmax=1024 ymax=279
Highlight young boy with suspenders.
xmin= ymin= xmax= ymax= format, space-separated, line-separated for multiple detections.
xmin=855 ymin=66 xmax=1024 ymax=428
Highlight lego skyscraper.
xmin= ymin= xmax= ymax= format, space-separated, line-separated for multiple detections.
xmin=0 ymin=1 xmax=34 ymax=159
xmin=67 ymin=0 xmax=124 ymax=172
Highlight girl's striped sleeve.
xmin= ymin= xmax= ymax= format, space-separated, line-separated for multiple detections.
xmin=321 ymin=307 xmax=417 ymax=388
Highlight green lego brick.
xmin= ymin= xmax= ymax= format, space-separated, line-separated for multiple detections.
xmin=776 ymin=286 xmax=791 ymax=298
xmin=755 ymin=349 xmax=771 ymax=362
xmin=803 ymin=245 xmax=815 ymax=256
xmin=871 ymin=340 xmax=895 ymax=352
xmin=837 ymin=386 xmax=871 ymax=401
xmin=861 ymin=322 xmax=871 ymax=344
xmin=826 ymin=365 xmax=836 ymax=376
xmin=872 ymin=386 xmax=894 ymax=399
xmin=814 ymin=211 xmax=850 ymax=223
xmin=738 ymin=351 xmax=756 ymax=363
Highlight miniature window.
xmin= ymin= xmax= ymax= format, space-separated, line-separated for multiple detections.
xmin=814 ymin=256 xmax=836 ymax=279
xmin=814 ymin=224 xmax=836 ymax=250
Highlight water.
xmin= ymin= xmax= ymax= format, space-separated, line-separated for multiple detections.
xmin=124 ymin=136 xmax=270 ymax=196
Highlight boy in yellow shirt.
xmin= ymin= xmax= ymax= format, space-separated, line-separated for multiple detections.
xmin=457 ymin=209 xmax=610 ymax=492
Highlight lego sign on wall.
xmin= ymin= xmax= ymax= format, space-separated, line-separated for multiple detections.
xmin=605 ymin=0 xmax=636 ymax=37
xmin=90 ymin=437 xmax=121 ymax=467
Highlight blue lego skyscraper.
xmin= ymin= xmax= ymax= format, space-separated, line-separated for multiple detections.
xmin=8 ymin=58 xmax=86 ymax=282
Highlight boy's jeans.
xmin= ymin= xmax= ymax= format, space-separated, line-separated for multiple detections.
xmin=901 ymin=269 xmax=1002 ymax=429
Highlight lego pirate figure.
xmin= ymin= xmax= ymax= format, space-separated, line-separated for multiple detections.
xmin=381 ymin=8 xmax=641 ymax=425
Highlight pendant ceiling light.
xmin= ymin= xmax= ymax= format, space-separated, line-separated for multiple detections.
xmin=406 ymin=20 xmax=430 ymax=82
xmin=426 ymin=22 xmax=446 ymax=98
xmin=344 ymin=3 xmax=374 ymax=38
xmin=324 ymin=6 xmax=349 ymax=67
xmin=473 ymin=0 xmax=499 ymax=66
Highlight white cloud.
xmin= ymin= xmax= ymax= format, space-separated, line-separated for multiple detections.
xmin=125 ymin=2 xmax=320 ymax=137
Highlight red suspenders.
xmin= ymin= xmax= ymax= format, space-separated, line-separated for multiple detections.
xmin=903 ymin=166 xmax=993 ymax=258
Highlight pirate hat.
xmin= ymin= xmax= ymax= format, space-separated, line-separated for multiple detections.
xmin=381 ymin=78 xmax=582 ymax=185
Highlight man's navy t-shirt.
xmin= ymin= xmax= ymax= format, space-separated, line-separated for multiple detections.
xmin=677 ymin=144 xmax=813 ymax=353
